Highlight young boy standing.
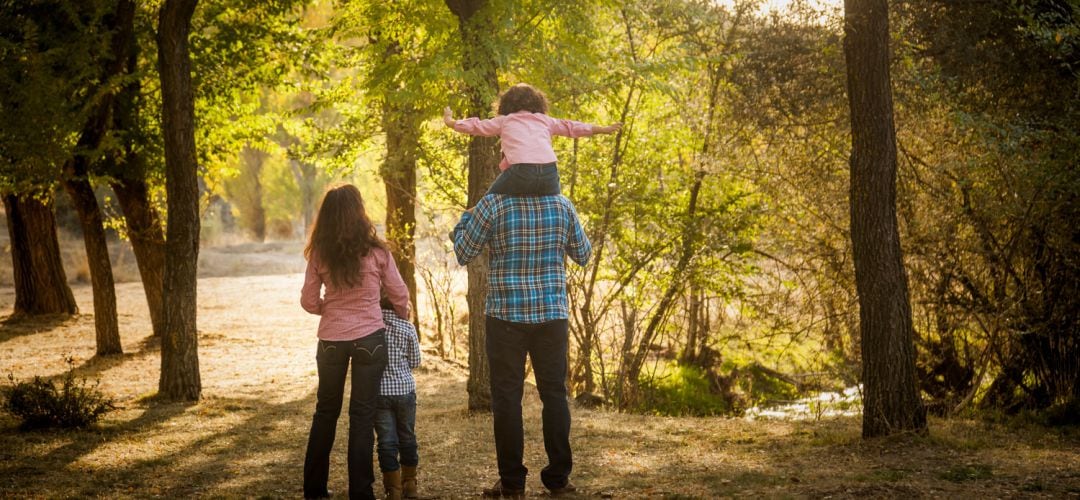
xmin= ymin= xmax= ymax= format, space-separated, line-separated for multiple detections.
xmin=376 ymin=298 xmax=422 ymax=500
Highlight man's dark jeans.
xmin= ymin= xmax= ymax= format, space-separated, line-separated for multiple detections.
xmin=487 ymin=162 xmax=561 ymax=196
xmin=374 ymin=392 xmax=419 ymax=472
xmin=303 ymin=332 xmax=387 ymax=500
xmin=485 ymin=316 xmax=572 ymax=491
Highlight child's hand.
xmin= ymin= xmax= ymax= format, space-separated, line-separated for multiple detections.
xmin=443 ymin=106 xmax=455 ymax=127
xmin=594 ymin=122 xmax=623 ymax=134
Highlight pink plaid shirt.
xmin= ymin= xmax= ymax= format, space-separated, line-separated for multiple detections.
xmin=451 ymin=111 xmax=597 ymax=170
xmin=301 ymin=246 xmax=412 ymax=341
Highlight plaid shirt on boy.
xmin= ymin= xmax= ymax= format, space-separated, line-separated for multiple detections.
xmin=380 ymin=309 xmax=421 ymax=396
xmin=452 ymin=194 xmax=592 ymax=324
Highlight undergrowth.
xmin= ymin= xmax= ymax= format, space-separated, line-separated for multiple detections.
xmin=2 ymin=357 xmax=115 ymax=430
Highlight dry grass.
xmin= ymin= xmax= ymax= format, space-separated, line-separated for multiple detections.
xmin=1 ymin=246 xmax=1078 ymax=499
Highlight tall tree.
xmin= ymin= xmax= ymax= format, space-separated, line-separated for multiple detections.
xmin=62 ymin=152 xmax=122 ymax=355
xmin=157 ymin=0 xmax=202 ymax=401
xmin=380 ymin=96 xmax=421 ymax=320
xmin=2 ymin=193 xmax=78 ymax=317
xmin=58 ymin=0 xmax=142 ymax=356
xmin=102 ymin=0 xmax=168 ymax=339
xmin=351 ymin=0 xmax=447 ymax=323
xmin=843 ymin=0 xmax=926 ymax=437
xmin=445 ymin=0 xmax=502 ymax=411
xmin=225 ymin=145 xmax=269 ymax=242
xmin=0 ymin=0 xmax=100 ymax=320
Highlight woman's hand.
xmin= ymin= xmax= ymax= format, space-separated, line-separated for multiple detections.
xmin=443 ymin=106 xmax=455 ymax=127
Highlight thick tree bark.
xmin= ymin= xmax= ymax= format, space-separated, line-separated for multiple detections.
xmin=843 ymin=0 xmax=926 ymax=437
xmin=380 ymin=97 xmax=420 ymax=321
xmin=3 ymin=193 xmax=78 ymax=316
xmin=447 ymin=0 xmax=500 ymax=412
xmin=157 ymin=0 xmax=202 ymax=401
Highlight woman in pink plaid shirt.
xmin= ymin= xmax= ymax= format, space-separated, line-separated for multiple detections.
xmin=300 ymin=184 xmax=411 ymax=500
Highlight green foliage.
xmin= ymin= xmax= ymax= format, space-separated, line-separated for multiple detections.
xmin=0 ymin=0 xmax=111 ymax=192
xmin=635 ymin=362 xmax=735 ymax=417
xmin=3 ymin=359 xmax=116 ymax=430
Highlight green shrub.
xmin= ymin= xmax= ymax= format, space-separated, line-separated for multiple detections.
xmin=3 ymin=361 xmax=115 ymax=430
xmin=636 ymin=363 xmax=736 ymax=416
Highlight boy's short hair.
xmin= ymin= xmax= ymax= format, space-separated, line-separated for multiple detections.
xmin=498 ymin=83 xmax=549 ymax=115
xmin=380 ymin=292 xmax=394 ymax=311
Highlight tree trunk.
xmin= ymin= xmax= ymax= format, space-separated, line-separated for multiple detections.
xmin=104 ymin=0 xmax=166 ymax=338
xmin=681 ymin=285 xmax=703 ymax=365
xmin=447 ymin=0 xmax=501 ymax=412
xmin=3 ymin=193 xmax=78 ymax=316
xmin=62 ymin=165 xmax=122 ymax=355
xmin=380 ymin=97 xmax=420 ymax=322
xmin=157 ymin=0 xmax=202 ymax=401
xmin=56 ymin=0 xmax=143 ymax=355
xmin=111 ymin=178 xmax=166 ymax=337
xmin=843 ymin=0 xmax=926 ymax=437
xmin=232 ymin=145 xmax=267 ymax=242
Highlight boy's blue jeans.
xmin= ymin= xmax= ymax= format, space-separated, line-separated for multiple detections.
xmin=487 ymin=162 xmax=561 ymax=196
xmin=374 ymin=392 xmax=419 ymax=472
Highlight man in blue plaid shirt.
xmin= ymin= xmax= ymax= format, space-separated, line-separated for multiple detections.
xmin=452 ymin=192 xmax=591 ymax=498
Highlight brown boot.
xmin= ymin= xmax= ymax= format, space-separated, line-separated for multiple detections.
xmin=382 ymin=469 xmax=403 ymax=500
xmin=401 ymin=465 xmax=418 ymax=499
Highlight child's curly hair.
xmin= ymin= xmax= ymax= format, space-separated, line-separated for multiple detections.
xmin=497 ymin=83 xmax=548 ymax=115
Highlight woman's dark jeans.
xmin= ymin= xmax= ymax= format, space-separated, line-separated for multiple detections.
xmin=374 ymin=392 xmax=419 ymax=472
xmin=303 ymin=331 xmax=387 ymax=500
xmin=485 ymin=316 xmax=572 ymax=492
xmin=487 ymin=162 xmax=561 ymax=196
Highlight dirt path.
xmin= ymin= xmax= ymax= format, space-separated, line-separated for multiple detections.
xmin=1 ymin=273 xmax=1078 ymax=498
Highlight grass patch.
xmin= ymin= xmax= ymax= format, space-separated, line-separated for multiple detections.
xmin=937 ymin=463 xmax=993 ymax=482
xmin=635 ymin=363 xmax=735 ymax=416
xmin=856 ymin=468 xmax=910 ymax=482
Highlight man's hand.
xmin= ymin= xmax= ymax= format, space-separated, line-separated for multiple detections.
xmin=443 ymin=106 xmax=455 ymax=127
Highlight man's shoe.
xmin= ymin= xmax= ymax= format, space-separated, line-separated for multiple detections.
xmin=304 ymin=489 xmax=332 ymax=499
xmin=547 ymin=480 xmax=578 ymax=497
xmin=482 ymin=479 xmax=525 ymax=499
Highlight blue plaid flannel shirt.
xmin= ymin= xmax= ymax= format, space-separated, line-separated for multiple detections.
xmin=380 ymin=309 xmax=421 ymax=396
xmin=452 ymin=194 xmax=592 ymax=324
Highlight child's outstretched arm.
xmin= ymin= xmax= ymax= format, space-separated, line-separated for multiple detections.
xmin=591 ymin=122 xmax=623 ymax=134
xmin=444 ymin=106 xmax=503 ymax=136
xmin=549 ymin=118 xmax=622 ymax=138
xmin=443 ymin=106 xmax=456 ymax=127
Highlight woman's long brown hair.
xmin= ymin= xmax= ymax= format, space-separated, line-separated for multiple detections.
xmin=304 ymin=184 xmax=385 ymax=289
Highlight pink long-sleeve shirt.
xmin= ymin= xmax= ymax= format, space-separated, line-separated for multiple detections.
xmin=301 ymin=246 xmax=412 ymax=341
xmin=451 ymin=111 xmax=598 ymax=170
